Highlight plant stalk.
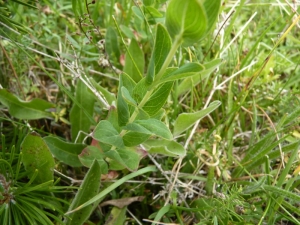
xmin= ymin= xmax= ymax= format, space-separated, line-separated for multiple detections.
xmin=124 ymin=34 xmax=183 ymax=128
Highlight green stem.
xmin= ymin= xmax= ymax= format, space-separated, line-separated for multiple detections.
xmin=119 ymin=34 xmax=182 ymax=140
xmin=132 ymin=35 xmax=182 ymax=116
xmin=205 ymin=165 xmax=215 ymax=196
xmin=120 ymin=34 xmax=182 ymax=138
xmin=226 ymin=80 xmax=234 ymax=165
xmin=150 ymin=35 xmax=183 ymax=89
xmin=119 ymin=90 xmax=153 ymax=137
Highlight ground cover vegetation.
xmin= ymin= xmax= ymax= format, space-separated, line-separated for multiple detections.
xmin=1 ymin=0 xmax=300 ymax=224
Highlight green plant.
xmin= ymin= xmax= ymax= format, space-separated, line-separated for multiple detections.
xmin=2 ymin=0 xmax=300 ymax=224
xmin=61 ymin=0 xmax=222 ymax=220
xmin=0 ymin=0 xmax=34 ymax=34
xmin=0 ymin=129 xmax=70 ymax=225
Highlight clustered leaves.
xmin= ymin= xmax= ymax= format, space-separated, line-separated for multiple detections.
xmin=0 ymin=0 xmax=222 ymax=223
xmin=3 ymin=0 xmax=300 ymax=224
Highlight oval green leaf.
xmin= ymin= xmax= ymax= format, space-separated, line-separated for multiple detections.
xmin=143 ymin=81 xmax=173 ymax=116
xmin=78 ymin=146 xmax=108 ymax=171
xmin=0 ymin=89 xmax=55 ymax=120
xmin=135 ymin=119 xmax=172 ymax=139
xmin=144 ymin=139 xmax=186 ymax=157
xmin=21 ymin=132 xmax=55 ymax=184
xmin=166 ymin=0 xmax=207 ymax=46
xmin=93 ymin=120 xmax=124 ymax=148
xmin=173 ymin=101 xmax=221 ymax=136
xmin=44 ymin=136 xmax=86 ymax=167
xmin=105 ymin=148 xmax=140 ymax=171
xmin=146 ymin=24 xmax=172 ymax=84
xmin=117 ymin=74 xmax=136 ymax=126
xmin=123 ymin=38 xmax=144 ymax=83
xmin=166 ymin=0 xmax=221 ymax=46
xmin=121 ymin=86 xmax=137 ymax=106
xmin=177 ymin=58 xmax=223 ymax=95
xmin=123 ymin=131 xmax=151 ymax=147
xmin=159 ymin=62 xmax=205 ymax=84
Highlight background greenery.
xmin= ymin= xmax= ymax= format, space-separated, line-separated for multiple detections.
xmin=1 ymin=0 xmax=300 ymax=224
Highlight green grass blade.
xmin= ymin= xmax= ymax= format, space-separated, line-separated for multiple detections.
xmin=65 ymin=166 xmax=157 ymax=215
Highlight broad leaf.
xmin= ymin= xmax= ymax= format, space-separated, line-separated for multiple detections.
xmin=149 ymin=108 xmax=165 ymax=120
xmin=145 ymin=6 xmax=163 ymax=18
xmin=0 ymin=89 xmax=54 ymax=120
xmin=44 ymin=136 xmax=85 ymax=167
xmin=123 ymin=119 xmax=172 ymax=139
xmin=159 ymin=63 xmax=205 ymax=84
xmin=105 ymin=148 xmax=140 ymax=171
xmin=93 ymin=120 xmax=124 ymax=148
xmin=122 ymin=119 xmax=172 ymax=147
xmin=123 ymin=38 xmax=144 ymax=83
xmin=78 ymin=146 xmax=108 ymax=171
xmin=133 ymin=77 xmax=150 ymax=104
xmin=117 ymin=74 xmax=136 ymax=126
xmin=132 ymin=6 xmax=144 ymax=20
xmin=70 ymin=80 xmax=95 ymax=143
xmin=178 ymin=58 xmax=223 ymax=95
xmin=173 ymin=101 xmax=221 ymax=136
xmin=120 ymin=25 xmax=135 ymax=39
xmin=143 ymin=81 xmax=173 ymax=116
xmin=133 ymin=69 xmax=176 ymax=104
xmin=106 ymin=105 xmax=120 ymax=131
xmin=105 ymin=207 xmax=127 ymax=225
xmin=166 ymin=0 xmax=207 ymax=46
xmin=120 ymin=73 xmax=136 ymax=95
xmin=135 ymin=119 xmax=172 ymax=139
xmin=121 ymin=86 xmax=137 ymax=106
xmin=117 ymin=90 xmax=130 ymax=127
xmin=166 ymin=0 xmax=221 ymax=46
xmin=123 ymin=122 xmax=152 ymax=134
xmin=135 ymin=107 xmax=151 ymax=120
xmin=203 ymin=0 xmax=221 ymax=32
xmin=143 ymin=0 xmax=154 ymax=6
xmin=21 ymin=132 xmax=55 ymax=184
xmin=146 ymin=24 xmax=172 ymax=83
xmin=105 ymin=27 xmax=121 ymax=68
xmin=65 ymin=160 xmax=102 ymax=225
xmin=122 ymin=131 xmax=151 ymax=147
xmin=144 ymin=139 xmax=186 ymax=157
